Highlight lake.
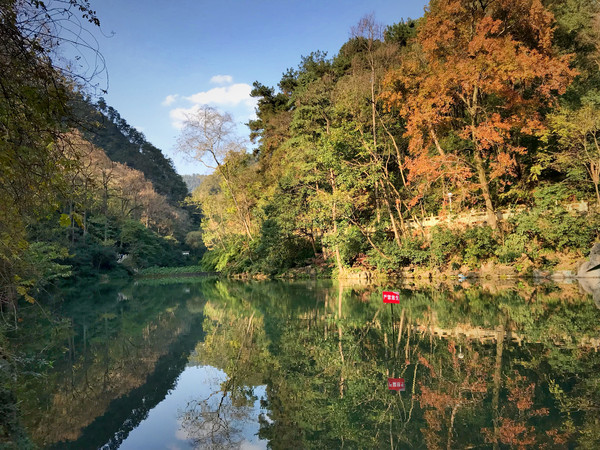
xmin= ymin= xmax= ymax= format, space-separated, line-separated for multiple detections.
xmin=8 ymin=278 xmax=600 ymax=448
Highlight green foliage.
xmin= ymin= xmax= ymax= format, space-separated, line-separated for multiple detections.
xmin=200 ymin=235 xmax=251 ymax=273
xmin=253 ymin=218 xmax=314 ymax=275
xmin=496 ymin=233 xmax=531 ymax=263
xmin=501 ymin=185 xmax=598 ymax=259
xmin=462 ymin=227 xmax=497 ymax=268
xmin=398 ymin=236 xmax=430 ymax=266
xmin=119 ymin=220 xmax=184 ymax=269
xmin=66 ymin=238 xmax=120 ymax=278
xmin=367 ymin=236 xmax=430 ymax=270
xmin=429 ymin=226 xmax=463 ymax=266
xmin=384 ymin=18 xmax=419 ymax=46
xmin=138 ymin=266 xmax=208 ymax=276
xmin=338 ymin=225 xmax=367 ymax=266
xmin=23 ymin=242 xmax=72 ymax=283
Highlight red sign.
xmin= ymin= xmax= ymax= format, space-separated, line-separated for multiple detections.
xmin=382 ymin=291 xmax=400 ymax=304
xmin=388 ymin=377 xmax=405 ymax=391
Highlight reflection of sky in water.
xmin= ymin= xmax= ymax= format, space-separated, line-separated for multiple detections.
xmin=119 ymin=365 xmax=267 ymax=449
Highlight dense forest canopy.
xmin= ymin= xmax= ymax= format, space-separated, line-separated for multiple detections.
xmin=187 ymin=0 xmax=600 ymax=277
xmin=79 ymin=96 xmax=189 ymax=204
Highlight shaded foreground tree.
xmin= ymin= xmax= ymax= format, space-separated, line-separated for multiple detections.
xmin=0 ymin=0 xmax=101 ymax=307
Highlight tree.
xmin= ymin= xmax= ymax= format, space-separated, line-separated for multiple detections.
xmin=382 ymin=0 xmax=577 ymax=229
xmin=547 ymin=105 xmax=600 ymax=203
xmin=82 ymin=97 xmax=189 ymax=204
xmin=177 ymin=106 xmax=254 ymax=241
xmin=0 ymin=0 xmax=101 ymax=308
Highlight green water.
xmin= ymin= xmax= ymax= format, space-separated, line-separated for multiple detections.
xmin=6 ymin=278 xmax=600 ymax=448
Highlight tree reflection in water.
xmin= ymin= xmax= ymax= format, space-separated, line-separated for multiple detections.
xmin=188 ymin=280 xmax=600 ymax=449
xmin=9 ymin=278 xmax=600 ymax=448
xmin=179 ymin=388 xmax=252 ymax=449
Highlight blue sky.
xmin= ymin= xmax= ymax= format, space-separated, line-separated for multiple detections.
xmin=83 ymin=0 xmax=428 ymax=175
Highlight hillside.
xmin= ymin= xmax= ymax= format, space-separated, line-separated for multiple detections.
xmin=74 ymin=96 xmax=189 ymax=204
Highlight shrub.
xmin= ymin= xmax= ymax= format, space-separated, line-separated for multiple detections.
xmin=339 ymin=225 xmax=367 ymax=266
xmin=67 ymin=238 xmax=119 ymax=277
xmin=430 ymin=226 xmax=463 ymax=267
xmin=462 ymin=226 xmax=497 ymax=267
xmin=119 ymin=220 xmax=184 ymax=268
xmin=496 ymin=233 xmax=530 ymax=263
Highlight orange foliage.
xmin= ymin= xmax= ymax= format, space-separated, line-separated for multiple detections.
xmin=382 ymin=0 xmax=577 ymax=206
xmin=418 ymin=354 xmax=438 ymax=378
xmin=483 ymin=370 xmax=558 ymax=448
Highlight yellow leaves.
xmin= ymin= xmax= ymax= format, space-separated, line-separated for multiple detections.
xmin=529 ymin=164 xmax=543 ymax=182
xmin=16 ymin=286 xmax=35 ymax=303
xmin=59 ymin=213 xmax=71 ymax=227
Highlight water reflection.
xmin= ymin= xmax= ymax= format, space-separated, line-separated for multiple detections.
xmin=118 ymin=365 xmax=266 ymax=450
xmin=10 ymin=278 xmax=600 ymax=448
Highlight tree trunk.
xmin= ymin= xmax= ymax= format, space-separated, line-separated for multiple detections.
xmin=492 ymin=317 xmax=506 ymax=450
xmin=473 ymin=150 xmax=498 ymax=229
xmin=330 ymin=169 xmax=344 ymax=276
xmin=337 ymin=283 xmax=345 ymax=398
xmin=380 ymin=180 xmax=401 ymax=247
xmin=221 ymin=173 xmax=254 ymax=241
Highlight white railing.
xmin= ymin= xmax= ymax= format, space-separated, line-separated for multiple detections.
xmin=406 ymin=201 xmax=589 ymax=230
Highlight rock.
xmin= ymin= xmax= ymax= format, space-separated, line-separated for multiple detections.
xmin=577 ymin=243 xmax=600 ymax=309
xmin=532 ymin=269 xmax=550 ymax=279
xmin=550 ymin=270 xmax=574 ymax=280
xmin=577 ymin=243 xmax=600 ymax=278
xmin=578 ymin=276 xmax=600 ymax=309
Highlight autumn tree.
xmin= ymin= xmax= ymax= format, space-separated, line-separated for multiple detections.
xmin=383 ymin=0 xmax=576 ymax=228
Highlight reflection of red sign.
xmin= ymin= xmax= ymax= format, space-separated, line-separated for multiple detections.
xmin=388 ymin=377 xmax=405 ymax=391
xmin=382 ymin=291 xmax=400 ymax=304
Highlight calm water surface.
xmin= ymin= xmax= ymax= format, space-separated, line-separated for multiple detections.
xmin=10 ymin=278 xmax=600 ymax=448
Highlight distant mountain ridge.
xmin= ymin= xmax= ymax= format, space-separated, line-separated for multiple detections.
xmin=181 ymin=174 xmax=207 ymax=193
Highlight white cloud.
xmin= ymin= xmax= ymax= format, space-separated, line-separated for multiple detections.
xmin=169 ymin=105 xmax=199 ymax=129
xmin=240 ymin=440 xmax=267 ymax=450
xmin=210 ymin=74 xmax=233 ymax=84
xmin=168 ymin=83 xmax=257 ymax=129
xmin=162 ymin=94 xmax=179 ymax=106
xmin=184 ymin=83 xmax=254 ymax=108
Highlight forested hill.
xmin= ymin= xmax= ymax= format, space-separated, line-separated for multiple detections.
xmin=74 ymin=97 xmax=189 ymax=204
xmin=189 ymin=0 xmax=600 ymax=277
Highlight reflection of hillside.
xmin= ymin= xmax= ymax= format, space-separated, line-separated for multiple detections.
xmin=17 ymin=283 xmax=207 ymax=448
xmin=12 ymin=279 xmax=600 ymax=449
xmin=25 ymin=310 xmax=187 ymax=446
xmin=52 ymin=314 xmax=206 ymax=450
